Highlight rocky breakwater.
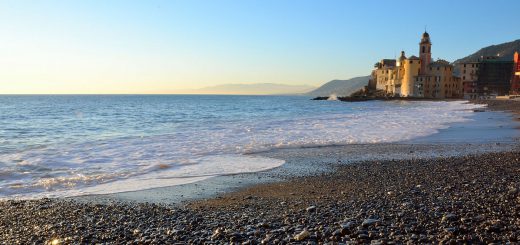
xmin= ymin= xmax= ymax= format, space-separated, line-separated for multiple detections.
xmin=1 ymin=151 xmax=519 ymax=243
xmin=472 ymin=99 xmax=520 ymax=114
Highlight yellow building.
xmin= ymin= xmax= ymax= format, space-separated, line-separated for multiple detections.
xmin=370 ymin=32 xmax=462 ymax=99
xmin=416 ymin=60 xmax=459 ymax=98
xmin=401 ymin=55 xmax=420 ymax=96
xmin=374 ymin=59 xmax=396 ymax=93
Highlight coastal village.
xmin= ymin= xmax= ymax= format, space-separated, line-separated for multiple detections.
xmin=367 ymin=32 xmax=520 ymax=99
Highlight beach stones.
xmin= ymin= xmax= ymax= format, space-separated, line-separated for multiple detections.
xmin=362 ymin=219 xmax=380 ymax=227
xmin=2 ymin=150 xmax=520 ymax=243
xmin=442 ymin=213 xmax=458 ymax=222
xmin=306 ymin=206 xmax=316 ymax=212
xmin=294 ymin=230 xmax=310 ymax=241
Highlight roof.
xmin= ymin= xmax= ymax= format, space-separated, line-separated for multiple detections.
xmin=458 ymin=61 xmax=480 ymax=64
xmin=380 ymin=59 xmax=396 ymax=67
xmin=480 ymin=59 xmax=514 ymax=64
xmin=429 ymin=59 xmax=452 ymax=67
xmin=407 ymin=55 xmax=420 ymax=60
xmin=420 ymin=31 xmax=431 ymax=44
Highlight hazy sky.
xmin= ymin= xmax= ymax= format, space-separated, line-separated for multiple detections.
xmin=1 ymin=0 xmax=520 ymax=94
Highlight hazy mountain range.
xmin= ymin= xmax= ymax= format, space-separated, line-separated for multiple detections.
xmin=183 ymin=83 xmax=316 ymax=95
xmin=305 ymin=76 xmax=371 ymax=97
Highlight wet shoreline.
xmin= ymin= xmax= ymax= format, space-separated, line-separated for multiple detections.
xmin=2 ymin=149 xmax=519 ymax=243
xmin=1 ymin=99 xmax=520 ymax=243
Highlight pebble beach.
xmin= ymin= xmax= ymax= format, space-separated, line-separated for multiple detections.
xmin=2 ymin=150 xmax=519 ymax=244
xmin=1 ymin=100 xmax=519 ymax=244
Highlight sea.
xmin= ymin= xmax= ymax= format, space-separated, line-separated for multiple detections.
xmin=0 ymin=95 xmax=515 ymax=199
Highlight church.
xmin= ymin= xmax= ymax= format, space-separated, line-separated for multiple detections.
xmin=369 ymin=32 xmax=463 ymax=98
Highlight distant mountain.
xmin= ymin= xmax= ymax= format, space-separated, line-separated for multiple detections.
xmin=454 ymin=39 xmax=520 ymax=63
xmin=305 ymin=76 xmax=370 ymax=97
xmin=184 ymin=83 xmax=316 ymax=95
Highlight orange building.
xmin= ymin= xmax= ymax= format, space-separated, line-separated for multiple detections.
xmin=512 ymin=52 xmax=520 ymax=95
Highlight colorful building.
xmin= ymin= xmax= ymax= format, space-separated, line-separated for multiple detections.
xmin=457 ymin=62 xmax=479 ymax=99
xmin=373 ymin=59 xmax=397 ymax=92
xmin=512 ymin=52 xmax=520 ymax=95
xmin=370 ymin=32 xmax=462 ymax=99
xmin=416 ymin=60 xmax=460 ymax=98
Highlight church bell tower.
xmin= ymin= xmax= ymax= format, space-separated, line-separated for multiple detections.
xmin=419 ymin=32 xmax=431 ymax=75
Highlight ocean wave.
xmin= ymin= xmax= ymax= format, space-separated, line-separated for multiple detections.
xmin=0 ymin=100 xmax=485 ymax=199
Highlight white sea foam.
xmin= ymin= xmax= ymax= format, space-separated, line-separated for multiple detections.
xmin=0 ymin=100 xmax=486 ymax=199
xmin=327 ymin=94 xmax=338 ymax=100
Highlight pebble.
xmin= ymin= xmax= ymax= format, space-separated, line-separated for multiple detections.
xmin=1 ymin=150 xmax=519 ymax=243
xmin=294 ymin=230 xmax=310 ymax=241
xmin=362 ymin=219 xmax=380 ymax=227
xmin=306 ymin=206 xmax=316 ymax=212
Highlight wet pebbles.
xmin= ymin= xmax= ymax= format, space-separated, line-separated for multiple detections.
xmin=1 ymin=151 xmax=519 ymax=244
xmin=472 ymin=99 xmax=520 ymax=114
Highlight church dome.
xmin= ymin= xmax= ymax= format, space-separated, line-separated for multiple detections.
xmin=420 ymin=31 xmax=431 ymax=44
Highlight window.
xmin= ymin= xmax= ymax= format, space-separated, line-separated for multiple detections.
xmin=437 ymin=67 xmax=440 ymax=71
xmin=422 ymin=46 xmax=425 ymax=53
xmin=410 ymin=60 xmax=413 ymax=64
xmin=463 ymin=76 xmax=465 ymax=80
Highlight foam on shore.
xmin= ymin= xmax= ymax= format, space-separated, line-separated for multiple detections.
xmin=0 ymin=100 xmax=496 ymax=199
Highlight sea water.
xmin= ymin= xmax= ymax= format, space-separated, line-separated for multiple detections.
xmin=0 ymin=95 xmax=502 ymax=199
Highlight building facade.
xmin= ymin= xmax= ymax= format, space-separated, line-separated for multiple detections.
xmin=476 ymin=57 xmax=514 ymax=97
xmin=373 ymin=59 xmax=397 ymax=92
xmin=512 ymin=52 xmax=520 ymax=95
xmin=457 ymin=62 xmax=479 ymax=99
xmin=370 ymin=32 xmax=462 ymax=99
xmin=416 ymin=60 xmax=460 ymax=98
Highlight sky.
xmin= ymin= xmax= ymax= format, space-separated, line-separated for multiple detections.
xmin=1 ymin=0 xmax=520 ymax=94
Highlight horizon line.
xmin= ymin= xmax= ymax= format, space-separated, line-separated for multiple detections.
xmin=0 ymin=93 xmax=310 ymax=96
